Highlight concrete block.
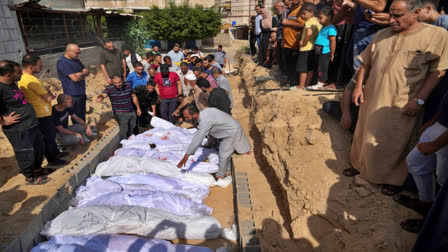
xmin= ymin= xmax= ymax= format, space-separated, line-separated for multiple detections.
xmin=236 ymin=180 xmax=248 ymax=187
xmin=4 ymin=40 xmax=16 ymax=53
xmin=236 ymin=172 xmax=247 ymax=177
xmin=0 ymin=43 xmax=5 ymax=54
xmin=237 ymin=193 xmax=250 ymax=200
xmin=52 ymin=185 xmax=71 ymax=205
xmin=239 ymin=203 xmax=252 ymax=209
xmin=1 ymin=0 xmax=8 ymax=6
xmin=3 ymin=238 xmax=21 ymax=252
xmin=241 ymin=226 xmax=256 ymax=235
xmin=0 ymin=28 xmax=11 ymax=41
xmin=19 ymin=213 xmax=43 ymax=251
xmin=238 ymin=198 xmax=251 ymax=204
xmin=0 ymin=6 xmax=3 ymax=16
xmin=40 ymin=198 xmax=59 ymax=222
xmin=236 ymin=186 xmax=249 ymax=192
xmin=2 ymin=6 xmax=11 ymax=18
xmin=9 ymin=29 xmax=19 ymax=40
xmin=76 ymin=163 xmax=91 ymax=185
xmin=6 ymin=18 xmax=15 ymax=29
xmin=241 ymin=220 xmax=255 ymax=228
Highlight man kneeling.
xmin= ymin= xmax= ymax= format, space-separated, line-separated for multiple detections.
xmin=52 ymin=94 xmax=96 ymax=146
xmin=177 ymin=105 xmax=251 ymax=180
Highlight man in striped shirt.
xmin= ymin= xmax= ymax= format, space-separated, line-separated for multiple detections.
xmin=97 ymin=74 xmax=142 ymax=140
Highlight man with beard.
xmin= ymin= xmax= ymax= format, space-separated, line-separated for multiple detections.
xmin=177 ymin=105 xmax=251 ymax=180
xmin=153 ymin=64 xmax=182 ymax=122
xmin=100 ymin=39 xmax=126 ymax=85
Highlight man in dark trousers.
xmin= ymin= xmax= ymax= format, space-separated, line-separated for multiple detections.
xmin=56 ymin=43 xmax=89 ymax=124
xmin=0 ymin=60 xmax=50 ymax=185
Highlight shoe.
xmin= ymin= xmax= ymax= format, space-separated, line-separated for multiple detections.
xmin=56 ymin=151 xmax=69 ymax=158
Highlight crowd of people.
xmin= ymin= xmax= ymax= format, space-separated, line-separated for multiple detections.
xmin=0 ymin=40 xmax=236 ymax=185
xmin=250 ymin=0 xmax=448 ymax=235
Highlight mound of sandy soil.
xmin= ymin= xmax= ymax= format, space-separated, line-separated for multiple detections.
xmin=238 ymin=56 xmax=419 ymax=251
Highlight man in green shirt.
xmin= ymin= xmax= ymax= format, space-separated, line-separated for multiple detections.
xmin=100 ymin=39 xmax=126 ymax=85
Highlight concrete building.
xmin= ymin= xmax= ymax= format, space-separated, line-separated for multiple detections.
xmin=85 ymin=0 xmax=215 ymax=9
xmin=0 ymin=0 xmax=27 ymax=62
xmin=219 ymin=0 xmax=274 ymax=26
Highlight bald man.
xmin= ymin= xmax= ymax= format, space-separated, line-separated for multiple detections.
xmin=57 ymin=43 xmax=89 ymax=124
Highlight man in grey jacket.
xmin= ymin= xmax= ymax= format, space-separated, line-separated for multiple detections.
xmin=177 ymin=105 xmax=251 ymax=180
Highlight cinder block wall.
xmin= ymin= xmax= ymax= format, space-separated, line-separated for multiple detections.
xmin=0 ymin=0 xmax=26 ymax=62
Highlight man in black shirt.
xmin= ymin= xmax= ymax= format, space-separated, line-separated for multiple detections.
xmin=196 ymin=78 xmax=231 ymax=114
xmin=134 ymin=80 xmax=158 ymax=127
xmin=0 ymin=60 xmax=49 ymax=185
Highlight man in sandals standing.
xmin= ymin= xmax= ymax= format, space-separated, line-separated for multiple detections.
xmin=0 ymin=60 xmax=50 ymax=185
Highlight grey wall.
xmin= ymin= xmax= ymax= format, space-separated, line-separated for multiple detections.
xmin=0 ymin=0 xmax=26 ymax=62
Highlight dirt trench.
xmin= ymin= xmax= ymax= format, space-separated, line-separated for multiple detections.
xmin=236 ymin=55 xmax=419 ymax=251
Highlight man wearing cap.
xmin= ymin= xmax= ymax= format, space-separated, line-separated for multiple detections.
xmin=172 ymin=73 xmax=209 ymax=117
xmin=167 ymin=44 xmax=184 ymax=64
xmin=154 ymin=64 xmax=182 ymax=122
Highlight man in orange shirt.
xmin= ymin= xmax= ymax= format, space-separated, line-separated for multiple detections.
xmin=281 ymin=0 xmax=305 ymax=86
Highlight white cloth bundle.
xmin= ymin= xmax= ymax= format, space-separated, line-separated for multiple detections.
xmin=31 ymin=234 xmax=213 ymax=252
xmin=95 ymin=156 xmax=222 ymax=187
xmin=75 ymin=190 xmax=213 ymax=216
xmin=41 ymin=205 xmax=230 ymax=240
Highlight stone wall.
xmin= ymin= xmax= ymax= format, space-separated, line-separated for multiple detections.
xmin=0 ymin=0 xmax=26 ymax=62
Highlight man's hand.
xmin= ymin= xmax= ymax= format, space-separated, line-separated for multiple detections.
xmin=1 ymin=112 xmax=21 ymax=125
xmin=419 ymin=120 xmax=435 ymax=136
xmin=157 ymin=96 xmax=162 ymax=104
xmin=177 ymin=154 xmax=190 ymax=168
xmin=136 ymin=108 xmax=142 ymax=117
xmin=330 ymin=54 xmax=334 ymax=62
xmin=343 ymin=0 xmax=355 ymax=8
xmin=417 ymin=142 xmax=439 ymax=155
xmin=107 ymin=77 xmax=112 ymax=85
xmin=352 ymin=86 xmax=364 ymax=106
xmin=340 ymin=112 xmax=352 ymax=129
xmin=76 ymin=133 xmax=85 ymax=144
xmin=123 ymin=74 xmax=127 ymax=81
xmin=402 ymin=100 xmax=422 ymax=117
xmin=96 ymin=96 xmax=104 ymax=103
xmin=172 ymin=109 xmax=180 ymax=117
xmin=299 ymin=40 xmax=305 ymax=47
xmin=82 ymin=68 xmax=89 ymax=76
xmin=85 ymin=126 xmax=92 ymax=136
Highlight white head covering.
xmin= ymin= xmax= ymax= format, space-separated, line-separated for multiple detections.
xmin=186 ymin=73 xmax=197 ymax=81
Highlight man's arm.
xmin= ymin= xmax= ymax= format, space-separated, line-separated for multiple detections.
xmin=300 ymin=28 xmax=313 ymax=46
xmin=418 ymin=129 xmax=448 ymax=155
xmin=55 ymin=125 xmax=85 ymax=144
xmin=122 ymin=59 xmax=127 ymax=79
xmin=96 ymin=93 xmax=108 ymax=103
xmin=402 ymin=70 xmax=446 ymax=116
xmin=330 ymin=36 xmax=336 ymax=62
xmin=178 ymin=119 xmax=212 ymax=168
xmin=131 ymin=93 xmax=142 ymax=117
xmin=352 ymin=63 xmax=370 ymax=106
xmin=40 ymin=86 xmax=56 ymax=103
xmin=282 ymin=19 xmax=304 ymax=29
xmin=100 ymin=64 xmax=112 ymax=84
xmin=177 ymin=80 xmax=182 ymax=96
xmin=224 ymin=55 xmax=227 ymax=68
xmin=353 ymin=0 xmax=386 ymax=13
xmin=72 ymin=113 xmax=92 ymax=136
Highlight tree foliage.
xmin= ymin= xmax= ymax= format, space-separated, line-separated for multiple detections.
xmin=142 ymin=4 xmax=222 ymax=42
xmin=121 ymin=18 xmax=151 ymax=56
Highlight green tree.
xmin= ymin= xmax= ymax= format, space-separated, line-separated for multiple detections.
xmin=142 ymin=4 xmax=222 ymax=42
xmin=121 ymin=18 xmax=151 ymax=56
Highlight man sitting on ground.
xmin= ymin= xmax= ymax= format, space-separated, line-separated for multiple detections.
xmin=53 ymin=94 xmax=97 ymax=146
xmin=178 ymin=105 xmax=251 ymax=180
xmin=197 ymin=78 xmax=231 ymax=114
xmin=126 ymin=62 xmax=148 ymax=88
xmin=96 ymin=75 xmax=142 ymax=140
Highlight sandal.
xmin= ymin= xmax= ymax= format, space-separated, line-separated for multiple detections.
xmin=34 ymin=168 xmax=56 ymax=176
xmin=26 ymin=176 xmax=51 ymax=185
xmin=381 ymin=184 xmax=402 ymax=196
xmin=393 ymin=194 xmax=431 ymax=216
xmin=343 ymin=167 xmax=360 ymax=177
xmin=400 ymin=219 xmax=424 ymax=233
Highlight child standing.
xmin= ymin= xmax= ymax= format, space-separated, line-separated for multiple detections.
xmin=296 ymin=3 xmax=322 ymax=89
xmin=310 ymin=6 xmax=337 ymax=89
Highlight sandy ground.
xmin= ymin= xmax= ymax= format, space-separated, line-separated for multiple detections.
xmin=231 ymin=56 xmax=421 ymax=251
xmin=0 ymin=71 xmax=116 ymax=247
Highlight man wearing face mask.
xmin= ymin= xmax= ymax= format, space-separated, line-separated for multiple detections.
xmin=177 ymin=105 xmax=251 ymax=180
xmin=154 ymin=64 xmax=182 ymax=122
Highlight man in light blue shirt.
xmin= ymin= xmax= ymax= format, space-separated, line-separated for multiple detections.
xmin=126 ymin=62 xmax=148 ymax=88
xmin=166 ymin=43 xmax=184 ymax=63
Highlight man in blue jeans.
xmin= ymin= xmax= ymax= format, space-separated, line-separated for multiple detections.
xmin=154 ymin=64 xmax=182 ymax=123
xmin=57 ymin=43 xmax=89 ymax=124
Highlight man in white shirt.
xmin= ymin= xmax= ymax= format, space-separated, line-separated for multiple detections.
xmin=255 ymin=5 xmax=263 ymax=47
xmin=122 ymin=46 xmax=142 ymax=73
xmin=176 ymin=62 xmax=193 ymax=96
xmin=166 ymin=43 xmax=184 ymax=63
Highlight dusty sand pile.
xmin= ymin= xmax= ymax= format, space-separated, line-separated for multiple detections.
xmin=0 ymin=71 xmax=116 ymax=246
xmin=238 ymin=56 xmax=419 ymax=251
